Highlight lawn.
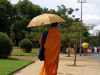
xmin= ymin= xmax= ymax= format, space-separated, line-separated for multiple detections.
xmin=11 ymin=49 xmax=39 ymax=56
xmin=0 ymin=58 xmax=34 ymax=75
xmin=13 ymin=47 xmax=20 ymax=49
xmin=0 ymin=49 xmax=39 ymax=75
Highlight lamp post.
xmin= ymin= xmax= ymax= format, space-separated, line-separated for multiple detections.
xmin=77 ymin=0 xmax=87 ymax=56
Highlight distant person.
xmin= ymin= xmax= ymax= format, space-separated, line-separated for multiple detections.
xmin=84 ymin=48 xmax=88 ymax=56
xmin=97 ymin=46 xmax=99 ymax=53
xmin=39 ymin=22 xmax=61 ymax=75
xmin=73 ymin=44 xmax=76 ymax=54
xmin=92 ymin=47 xmax=94 ymax=53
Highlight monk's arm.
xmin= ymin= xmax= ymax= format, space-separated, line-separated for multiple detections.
xmin=56 ymin=35 xmax=61 ymax=66
xmin=39 ymin=36 xmax=42 ymax=52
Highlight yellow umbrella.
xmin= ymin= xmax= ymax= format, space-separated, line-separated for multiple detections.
xmin=27 ymin=13 xmax=65 ymax=27
xmin=82 ymin=43 xmax=89 ymax=48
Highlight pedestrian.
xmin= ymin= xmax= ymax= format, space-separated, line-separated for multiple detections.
xmin=68 ymin=46 xmax=72 ymax=57
xmin=39 ymin=22 xmax=61 ymax=75
xmin=84 ymin=48 xmax=88 ymax=56
xmin=73 ymin=44 xmax=76 ymax=54
xmin=99 ymin=46 xmax=100 ymax=52
xmin=97 ymin=46 xmax=99 ymax=53
xmin=92 ymin=47 xmax=94 ymax=53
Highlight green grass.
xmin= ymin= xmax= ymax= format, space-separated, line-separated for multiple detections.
xmin=13 ymin=47 xmax=20 ymax=49
xmin=0 ymin=58 xmax=34 ymax=75
xmin=11 ymin=49 xmax=39 ymax=56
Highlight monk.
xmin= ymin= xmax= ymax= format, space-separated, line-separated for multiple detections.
xmin=39 ymin=36 xmax=42 ymax=52
xmin=73 ymin=45 xmax=76 ymax=54
xmin=39 ymin=22 xmax=61 ymax=75
xmin=84 ymin=48 xmax=88 ymax=56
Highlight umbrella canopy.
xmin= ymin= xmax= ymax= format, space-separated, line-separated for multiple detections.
xmin=27 ymin=13 xmax=65 ymax=27
xmin=82 ymin=43 xmax=89 ymax=48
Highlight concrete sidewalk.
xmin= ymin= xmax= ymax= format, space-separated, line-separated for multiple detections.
xmin=12 ymin=53 xmax=100 ymax=75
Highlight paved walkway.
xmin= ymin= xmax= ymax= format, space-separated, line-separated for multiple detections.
xmin=12 ymin=53 xmax=100 ymax=75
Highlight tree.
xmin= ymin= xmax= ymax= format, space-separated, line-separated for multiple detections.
xmin=19 ymin=38 xmax=33 ymax=53
xmin=23 ymin=4 xmax=80 ymax=50
xmin=70 ymin=22 xmax=86 ymax=66
xmin=0 ymin=32 xmax=13 ymax=58
xmin=0 ymin=0 xmax=14 ymax=36
xmin=23 ymin=25 xmax=50 ymax=47
xmin=12 ymin=0 xmax=42 ymax=46
xmin=82 ymin=24 xmax=96 ymax=46
xmin=56 ymin=5 xmax=80 ymax=53
xmin=42 ymin=7 xmax=48 ymax=13
xmin=88 ymin=35 xmax=98 ymax=47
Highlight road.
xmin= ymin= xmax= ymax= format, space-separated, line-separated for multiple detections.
xmin=67 ymin=48 xmax=100 ymax=63
xmin=82 ymin=49 xmax=100 ymax=63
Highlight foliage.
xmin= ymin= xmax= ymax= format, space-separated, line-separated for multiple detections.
xmin=24 ymin=25 xmax=50 ymax=42
xmin=11 ymin=49 xmax=39 ymax=56
xmin=0 ymin=58 xmax=34 ymax=75
xmin=0 ymin=32 xmax=13 ymax=58
xmin=24 ymin=5 xmax=79 ymax=44
xmin=12 ymin=0 xmax=42 ymax=46
xmin=0 ymin=0 xmax=14 ymax=36
xmin=56 ymin=5 xmax=80 ymax=46
xmin=0 ymin=0 xmax=93 ymax=50
xmin=97 ymin=32 xmax=100 ymax=46
xmin=88 ymin=33 xmax=100 ymax=46
xmin=19 ymin=38 xmax=33 ymax=53
xmin=58 ymin=22 xmax=87 ymax=46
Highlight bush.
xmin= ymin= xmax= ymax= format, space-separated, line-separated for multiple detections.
xmin=19 ymin=38 xmax=33 ymax=53
xmin=0 ymin=32 xmax=13 ymax=58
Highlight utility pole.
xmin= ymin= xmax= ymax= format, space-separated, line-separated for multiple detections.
xmin=77 ymin=0 xmax=87 ymax=56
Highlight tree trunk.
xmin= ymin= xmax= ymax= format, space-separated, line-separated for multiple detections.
xmin=15 ymin=29 xmax=19 ymax=47
xmin=23 ymin=48 xmax=26 ymax=52
xmin=68 ymin=41 xmax=70 ymax=57
xmin=74 ymin=41 xmax=77 ymax=66
xmin=62 ymin=41 xmax=67 ymax=53
xmin=68 ymin=51 xmax=70 ymax=57
xmin=74 ymin=33 xmax=79 ymax=66
xmin=7 ymin=28 xmax=10 ymax=37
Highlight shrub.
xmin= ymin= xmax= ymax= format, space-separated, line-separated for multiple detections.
xmin=0 ymin=32 xmax=13 ymax=58
xmin=19 ymin=38 xmax=33 ymax=53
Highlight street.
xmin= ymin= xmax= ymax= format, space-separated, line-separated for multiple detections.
xmin=82 ymin=49 xmax=100 ymax=63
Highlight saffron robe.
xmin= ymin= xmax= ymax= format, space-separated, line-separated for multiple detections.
xmin=73 ymin=45 xmax=76 ymax=53
xmin=39 ymin=36 xmax=42 ymax=52
xmin=39 ymin=29 xmax=61 ymax=75
xmin=84 ymin=48 xmax=88 ymax=55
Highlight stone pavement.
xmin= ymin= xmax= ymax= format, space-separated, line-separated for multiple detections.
xmin=12 ymin=53 xmax=100 ymax=75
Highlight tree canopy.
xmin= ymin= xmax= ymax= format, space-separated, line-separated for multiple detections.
xmin=0 ymin=0 xmax=95 ymax=47
xmin=12 ymin=0 xmax=42 ymax=46
xmin=0 ymin=0 xmax=14 ymax=36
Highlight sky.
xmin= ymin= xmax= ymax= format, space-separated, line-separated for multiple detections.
xmin=10 ymin=0 xmax=100 ymax=35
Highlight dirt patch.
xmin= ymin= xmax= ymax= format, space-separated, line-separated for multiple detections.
xmin=12 ymin=49 xmax=22 ymax=52
xmin=12 ymin=48 xmax=39 ymax=52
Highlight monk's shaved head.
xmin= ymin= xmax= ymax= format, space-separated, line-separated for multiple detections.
xmin=51 ymin=22 xmax=58 ymax=27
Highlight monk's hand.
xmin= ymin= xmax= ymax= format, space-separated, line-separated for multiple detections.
xmin=56 ymin=61 xmax=59 ymax=66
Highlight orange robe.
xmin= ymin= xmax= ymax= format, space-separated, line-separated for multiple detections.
xmin=39 ymin=29 xmax=61 ymax=75
xmin=73 ymin=45 xmax=76 ymax=53
xmin=39 ymin=36 xmax=42 ymax=52
xmin=84 ymin=48 xmax=88 ymax=55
